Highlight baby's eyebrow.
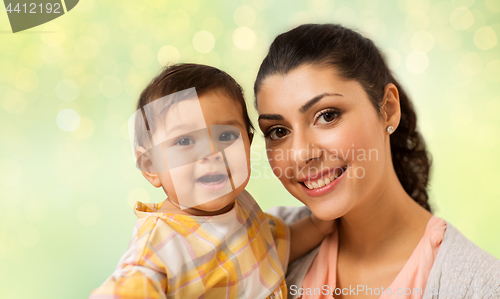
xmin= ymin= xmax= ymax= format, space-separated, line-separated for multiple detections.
xmin=218 ymin=119 xmax=245 ymax=127
xmin=165 ymin=122 xmax=200 ymax=137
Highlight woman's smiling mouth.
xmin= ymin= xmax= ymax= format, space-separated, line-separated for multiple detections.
xmin=298 ymin=165 xmax=348 ymax=196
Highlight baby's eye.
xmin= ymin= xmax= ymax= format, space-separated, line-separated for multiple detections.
xmin=315 ymin=109 xmax=339 ymax=125
xmin=266 ymin=127 xmax=290 ymax=140
xmin=175 ymin=137 xmax=195 ymax=146
xmin=219 ymin=131 xmax=239 ymax=142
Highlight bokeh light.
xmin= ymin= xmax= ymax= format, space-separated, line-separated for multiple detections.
xmin=157 ymin=45 xmax=180 ymax=66
xmin=406 ymin=51 xmax=429 ymax=73
xmin=234 ymin=6 xmax=256 ymax=27
xmin=473 ymin=26 xmax=497 ymax=50
xmin=193 ymin=30 xmax=215 ymax=53
xmin=450 ymin=6 xmax=474 ymax=30
xmin=410 ymin=31 xmax=435 ymax=53
xmin=56 ymin=109 xmax=81 ymax=132
xmin=232 ymin=26 xmax=256 ymax=50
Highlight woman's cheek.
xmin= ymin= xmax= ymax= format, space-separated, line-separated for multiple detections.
xmin=268 ymin=155 xmax=282 ymax=178
xmin=316 ymin=130 xmax=353 ymax=161
xmin=267 ymin=151 xmax=289 ymax=182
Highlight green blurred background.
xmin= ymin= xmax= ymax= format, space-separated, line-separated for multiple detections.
xmin=0 ymin=0 xmax=499 ymax=298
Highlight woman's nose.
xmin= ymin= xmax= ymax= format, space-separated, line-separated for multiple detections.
xmin=289 ymin=131 xmax=322 ymax=168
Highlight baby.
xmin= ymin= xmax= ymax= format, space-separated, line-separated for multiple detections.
xmin=89 ymin=63 xmax=335 ymax=299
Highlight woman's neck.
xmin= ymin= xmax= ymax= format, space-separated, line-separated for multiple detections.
xmin=337 ymin=168 xmax=433 ymax=259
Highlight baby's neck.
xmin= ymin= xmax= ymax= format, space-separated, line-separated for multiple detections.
xmin=158 ymin=199 xmax=236 ymax=216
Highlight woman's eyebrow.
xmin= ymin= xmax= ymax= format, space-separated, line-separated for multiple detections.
xmin=258 ymin=114 xmax=284 ymax=121
xmin=299 ymin=93 xmax=343 ymax=113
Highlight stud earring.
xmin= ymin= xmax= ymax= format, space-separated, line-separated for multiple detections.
xmin=387 ymin=126 xmax=395 ymax=134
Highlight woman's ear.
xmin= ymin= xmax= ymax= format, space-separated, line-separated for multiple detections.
xmin=135 ymin=146 xmax=162 ymax=188
xmin=381 ymin=83 xmax=401 ymax=131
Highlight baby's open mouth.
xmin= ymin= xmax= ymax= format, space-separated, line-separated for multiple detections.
xmin=197 ymin=174 xmax=228 ymax=184
xmin=196 ymin=173 xmax=229 ymax=191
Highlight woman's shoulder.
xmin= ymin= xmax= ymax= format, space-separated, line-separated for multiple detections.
xmin=438 ymin=220 xmax=500 ymax=272
xmin=425 ymin=220 xmax=500 ymax=298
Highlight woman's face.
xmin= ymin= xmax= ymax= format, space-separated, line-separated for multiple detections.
xmin=256 ymin=64 xmax=392 ymax=220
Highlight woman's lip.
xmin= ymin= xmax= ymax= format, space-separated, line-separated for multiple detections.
xmin=297 ymin=165 xmax=348 ymax=183
xmin=300 ymin=166 xmax=347 ymax=197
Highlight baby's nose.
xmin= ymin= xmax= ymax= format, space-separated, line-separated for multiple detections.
xmin=202 ymin=151 xmax=223 ymax=162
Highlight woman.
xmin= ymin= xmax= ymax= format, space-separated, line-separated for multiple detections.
xmin=254 ymin=24 xmax=500 ymax=299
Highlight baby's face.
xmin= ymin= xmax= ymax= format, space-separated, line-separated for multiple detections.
xmin=149 ymin=89 xmax=251 ymax=212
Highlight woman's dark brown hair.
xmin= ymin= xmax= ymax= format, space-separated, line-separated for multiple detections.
xmin=254 ymin=24 xmax=432 ymax=212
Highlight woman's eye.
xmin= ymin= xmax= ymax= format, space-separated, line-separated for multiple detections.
xmin=175 ymin=137 xmax=194 ymax=146
xmin=316 ymin=110 xmax=339 ymax=125
xmin=219 ymin=132 xmax=238 ymax=142
xmin=267 ymin=127 xmax=290 ymax=140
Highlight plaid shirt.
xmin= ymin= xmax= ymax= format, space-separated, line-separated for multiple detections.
xmin=89 ymin=190 xmax=290 ymax=299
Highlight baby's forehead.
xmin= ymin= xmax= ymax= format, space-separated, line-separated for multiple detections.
xmin=161 ymin=92 xmax=242 ymax=124
xmin=152 ymin=98 xmax=207 ymax=141
xmin=145 ymin=87 xmax=246 ymax=142
xmin=165 ymin=98 xmax=204 ymax=122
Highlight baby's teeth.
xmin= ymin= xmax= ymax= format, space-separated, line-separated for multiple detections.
xmin=312 ymin=182 xmax=319 ymax=189
xmin=318 ymin=179 xmax=325 ymax=187
xmin=330 ymin=175 xmax=335 ymax=182
xmin=306 ymin=183 xmax=313 ymax=189
xmin=325 ymin=178 xmax=331 ymax=185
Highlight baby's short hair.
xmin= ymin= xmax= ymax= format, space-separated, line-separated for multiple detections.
xmin=133 ymin=63 xmax=254 ymax=151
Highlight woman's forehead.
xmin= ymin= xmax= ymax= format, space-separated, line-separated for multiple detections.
xmin=256 ymin=65 xmax=364 ymax=111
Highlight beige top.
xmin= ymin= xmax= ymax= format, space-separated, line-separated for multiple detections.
xmin=300 ymin=215 xmax=446 ymax=298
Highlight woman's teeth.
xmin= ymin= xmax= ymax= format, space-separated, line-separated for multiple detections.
xmin=304 ymin=167 xmax=346 ymax=190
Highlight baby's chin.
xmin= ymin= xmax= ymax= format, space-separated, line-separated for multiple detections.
xmin=193 ymin=194 xmax=237 ymax=214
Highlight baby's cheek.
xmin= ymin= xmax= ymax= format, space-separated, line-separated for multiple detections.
xmin=165 ymin=164 xmax=198 ymax=201
xmin=156 ymin=171 xmax=175 ymax=197
xmin=224 ymin=136 xmax=249 ymax=189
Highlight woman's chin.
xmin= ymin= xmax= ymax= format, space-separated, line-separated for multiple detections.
xmin=299 ymin=192 xmax=351 ymax=221
xmin=309 ymin=204 xmax=346 ymax=221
